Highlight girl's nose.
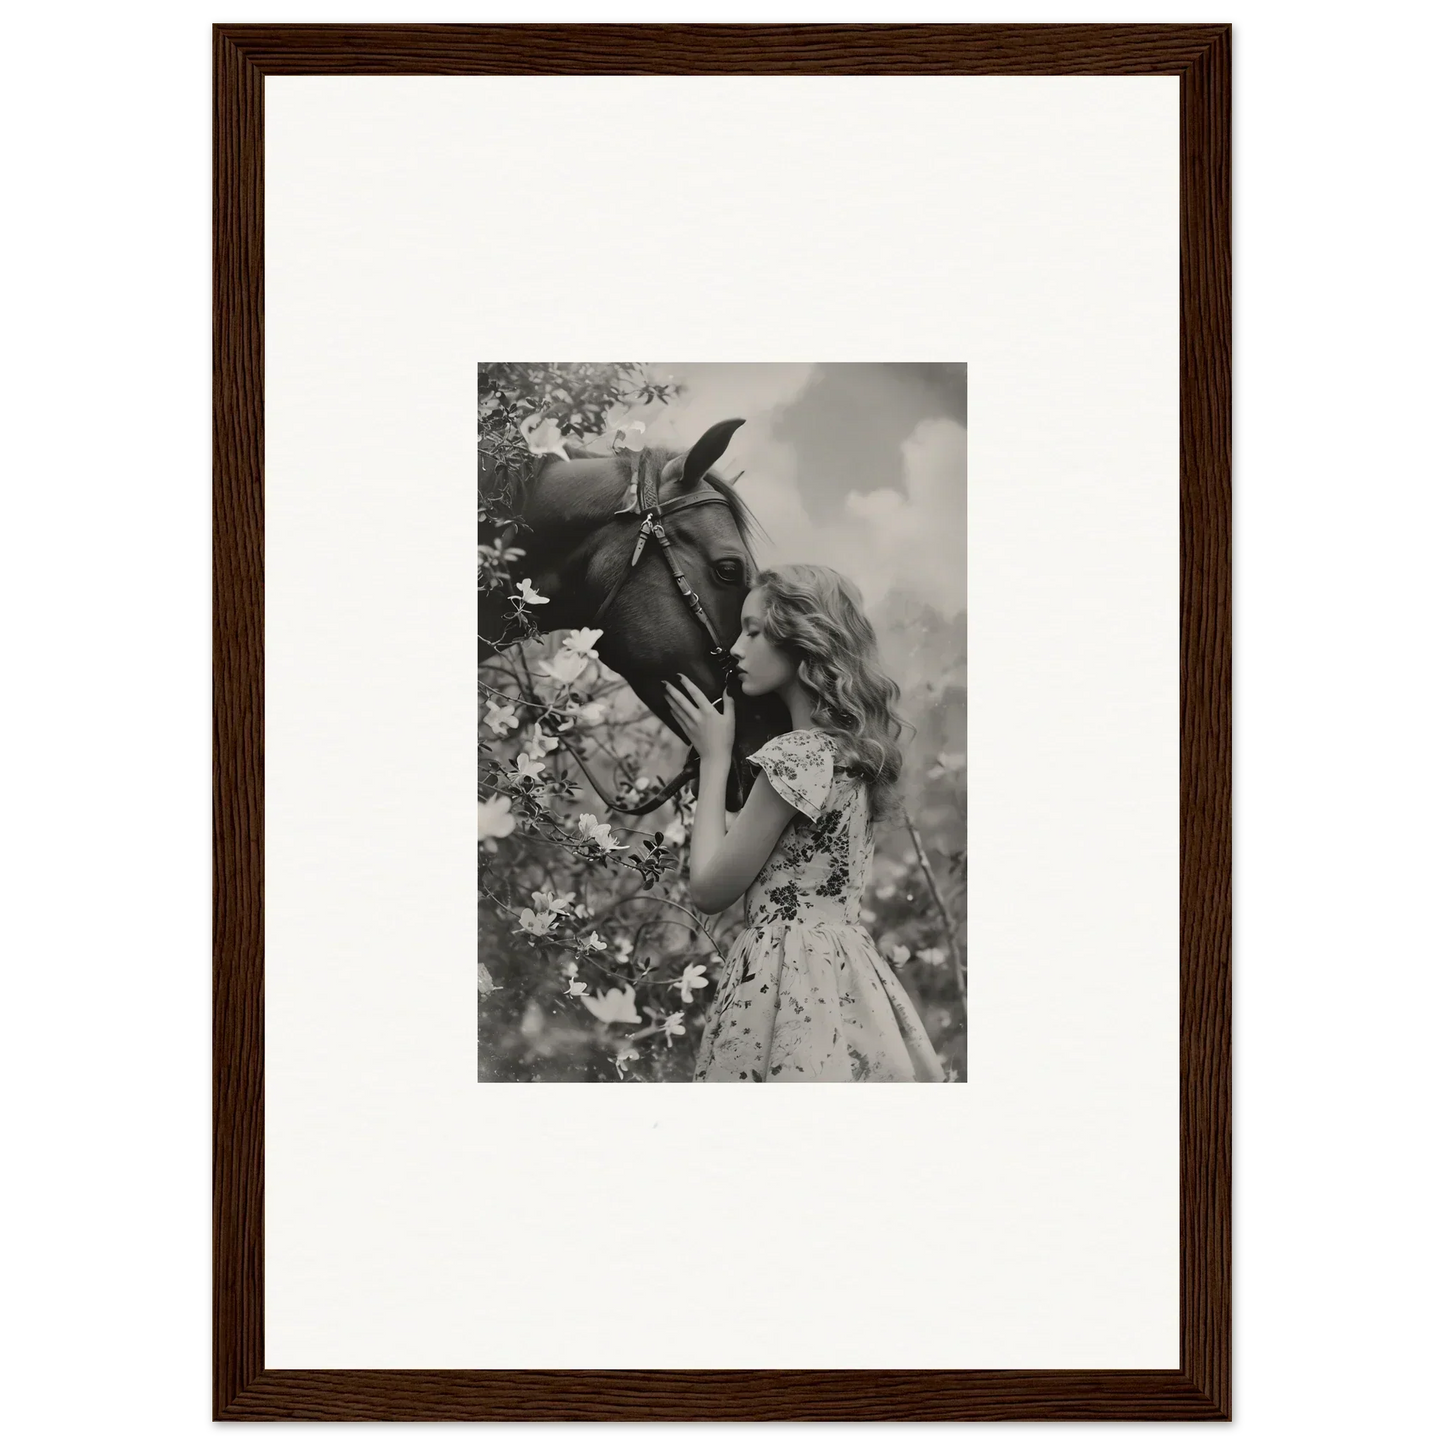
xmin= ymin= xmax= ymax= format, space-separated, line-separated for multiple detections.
xmin=729 ymin=636 xmax=745 ymax=659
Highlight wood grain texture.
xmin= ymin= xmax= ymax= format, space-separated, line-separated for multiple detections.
xmin=213 ymin=22 xmax=1230 ymax=1422
xmin=213 ymin=25 xmax=265 ymax=1423
xmin=219 ymin=1368 xmax=1222 ymax=1422
xmin=216 ymin=22 xmax=1224 ymax=76
xmin=1177 ymin=22 xmax=1232 ymax=1424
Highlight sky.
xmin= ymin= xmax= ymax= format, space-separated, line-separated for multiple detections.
xmin=624 ymin=363 xmax=968 ymax=620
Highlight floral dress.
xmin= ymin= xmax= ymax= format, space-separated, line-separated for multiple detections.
xmin=693 ymin=730 xmax=946 ymax=1082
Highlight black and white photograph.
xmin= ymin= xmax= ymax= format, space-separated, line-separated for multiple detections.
xmin=477 ymin=363 xmax=967 ymax=1082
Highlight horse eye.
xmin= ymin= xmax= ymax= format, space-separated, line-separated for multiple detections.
xmin=714 ymin=558 xmax=744 ymax=584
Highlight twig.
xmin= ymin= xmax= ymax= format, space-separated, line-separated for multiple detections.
xmin=902 ymin=807 xmax=968 ymax=1033
xmin=604 ymin=893 xmax=722 ymax=955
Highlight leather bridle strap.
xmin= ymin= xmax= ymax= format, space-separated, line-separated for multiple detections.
xmin=579 ymin=451 xmax=740 ymax=816
xmin=591 ymin=452 xmax=737 ymax=674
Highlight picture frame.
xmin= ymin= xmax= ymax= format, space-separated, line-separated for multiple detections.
xmin=214 ymin=22 xmax=1230 ymax=1422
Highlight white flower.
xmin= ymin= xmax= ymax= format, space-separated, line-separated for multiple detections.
xmin=478 ymin=539 xmax=525 ymax=571
xmin=539 ymin=649 xmax=590 ymax=686
xmin=573 ymin=699 xmax=609 ymax=728
xmin=511 ymin=577 xmax=550 ymax=606
xmin=522 ymin=416 xmax=570 ymax=461
xmin=516 ymin=908 xmax=554 ymax=938
xmin=917 ymin=947 xmax=948 ymax=966
xmin=581 ymin=984 xmax=641 ymax=1025
xmin=477 ymin=959 xmax=497 ymax=999
xmin=661 ymin=1011 xmax=686 ymax=1044
xmin=564 ymin=978 xmax=589 ymax=998
xmin=614 ymin=936 xmax=634 ymax=963
xmin=562 ymin=627 xmax=604 ymax=659
xmin=528 ymin=723 xmax=560 ymax=756
xmin=483 ymin=700 xmax=519 ymax=737
xmin=609 ymin=420 xmax=647 ymax=453
xmin=579 ymin=931 xmax=609 ymax=955
xmin=662 ymin=815 xmax=688 ymax=847
xmin=888 ymin=944 xmax=911 ymax=966
xmin=477 ymin=795 xmax=516 ymax=842
xmin=512 ymin=752 xmax=546 ymax=784
xmin=672 ymin=963 xmax=710 ymax=1004
xmin=590 ymin=823 xmax=628 ymax=852
xmin=613 ymin=1044 xmax=641 ymax=1078
xmin=531 ymin=889 xmax=575 ymax=917
xmin=575 ymin=813 xmax=628 ymax=852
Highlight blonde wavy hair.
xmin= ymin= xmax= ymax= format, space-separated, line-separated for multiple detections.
xmin=752 ymin=564 xmax=910 ymax=823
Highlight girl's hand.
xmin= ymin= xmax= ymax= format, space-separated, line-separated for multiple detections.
xmin=663 ymin=675 xmax=735 ymax=762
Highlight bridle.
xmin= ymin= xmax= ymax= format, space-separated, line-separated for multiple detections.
xmin=557 ymin=450 xmax=744 ymax=817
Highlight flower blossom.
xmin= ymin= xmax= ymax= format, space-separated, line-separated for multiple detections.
xmin=888 ymin=944 xmax=911 ymax=966
xmin=609 ymin=420 xmax=647 ymax=453
xmin=477 ymin=539 xmax=525 ymax=572
xmin=564 ymin=978 xmax=589 ymax=998
xmin=511 ymin=578 xmax=550 ymax=606
xmin=575 ymin=813 xmax=628 ymax=852
xmin=483 ymin=700 xmax=519 ymax=737
xmin=578 ymin=931 xmax=609 ymax=955
xmin=511 ymin=753 xmax=546 ymax=784
xmin=572 ymin=699 xmax=609 ymax=728
xmin=661 ymin=1012 xmax=687 ymax=1045
xmin=614 ymin=937 xmax=635 ymax=963
xmin=476 ymin=795 xmax=516 ymax=842
xmin=581 ymin=985 xmax=641 ymax=1025
xmin=562 ymin=627 xmax=604 ymax=659
xmin=515 ymin=908 xmax=554 ymax=938
xmin=531 ymin=889 xmax=575 ymax=917
xmin=672 ymin=963 xmax=710 ymax=1004
xmin=528 ymin=722 xmax=560 ymax=756
xmin=539 ymin=650 xmax=590 ymax=686
xmin=522 ymin=416 xmax=570 ymax=462
xmin=613 ymin=1044 xmax=641 ymax=1079
xmin=662 ymin=815 xmax=688 ymax=847
xmin=917 ymin=947 xmax=948 ymax=966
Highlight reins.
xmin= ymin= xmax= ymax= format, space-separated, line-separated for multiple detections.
xmin=569 ymin=450 xmax=741 ymax=817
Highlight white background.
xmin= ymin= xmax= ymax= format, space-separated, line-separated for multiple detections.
xmin=264 ymin=73 xmax=1177 ymax=1370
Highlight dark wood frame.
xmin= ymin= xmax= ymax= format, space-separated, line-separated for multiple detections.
xmin=215 ymin=23 xmax=1230 ymax=1422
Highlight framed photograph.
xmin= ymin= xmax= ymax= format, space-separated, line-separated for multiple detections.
xmin=215 ymin=23 xmax=1229 ymax=1421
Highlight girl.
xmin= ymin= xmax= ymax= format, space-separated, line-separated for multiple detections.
xmin=663 ymin=564 xmax=946 ymax=1083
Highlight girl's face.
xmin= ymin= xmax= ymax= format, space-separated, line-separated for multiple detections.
xmin=730 ymin=587 xmax=798 ymax=698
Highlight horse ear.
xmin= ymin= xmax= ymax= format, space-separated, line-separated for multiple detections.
xmin=680 ymin=418 xmax=745 ymax=491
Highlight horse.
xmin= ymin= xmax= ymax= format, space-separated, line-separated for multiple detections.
xmin=479 ymin=418 xmax=789 ymax=812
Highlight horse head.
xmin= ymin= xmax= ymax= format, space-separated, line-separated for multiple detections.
xmin=479 ymin=419 xmax=788 ymax=811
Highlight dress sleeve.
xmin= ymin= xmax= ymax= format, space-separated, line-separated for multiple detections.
xmin=747 ymin=732 xmax=835 ymax=822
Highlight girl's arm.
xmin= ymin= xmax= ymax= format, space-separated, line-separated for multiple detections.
xmin=663 ymin=676 xmax=799 ymax=915
xmin=688 ymin=755 xmax=796 ymax=914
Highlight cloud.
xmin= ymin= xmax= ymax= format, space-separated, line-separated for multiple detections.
xmin=815 ymin=416 xmax=968 ymax=617
xmin=626 ymin=366 xmax=966 ymax=620
xmin=630 ymin=363 xmax=817 ymax=556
